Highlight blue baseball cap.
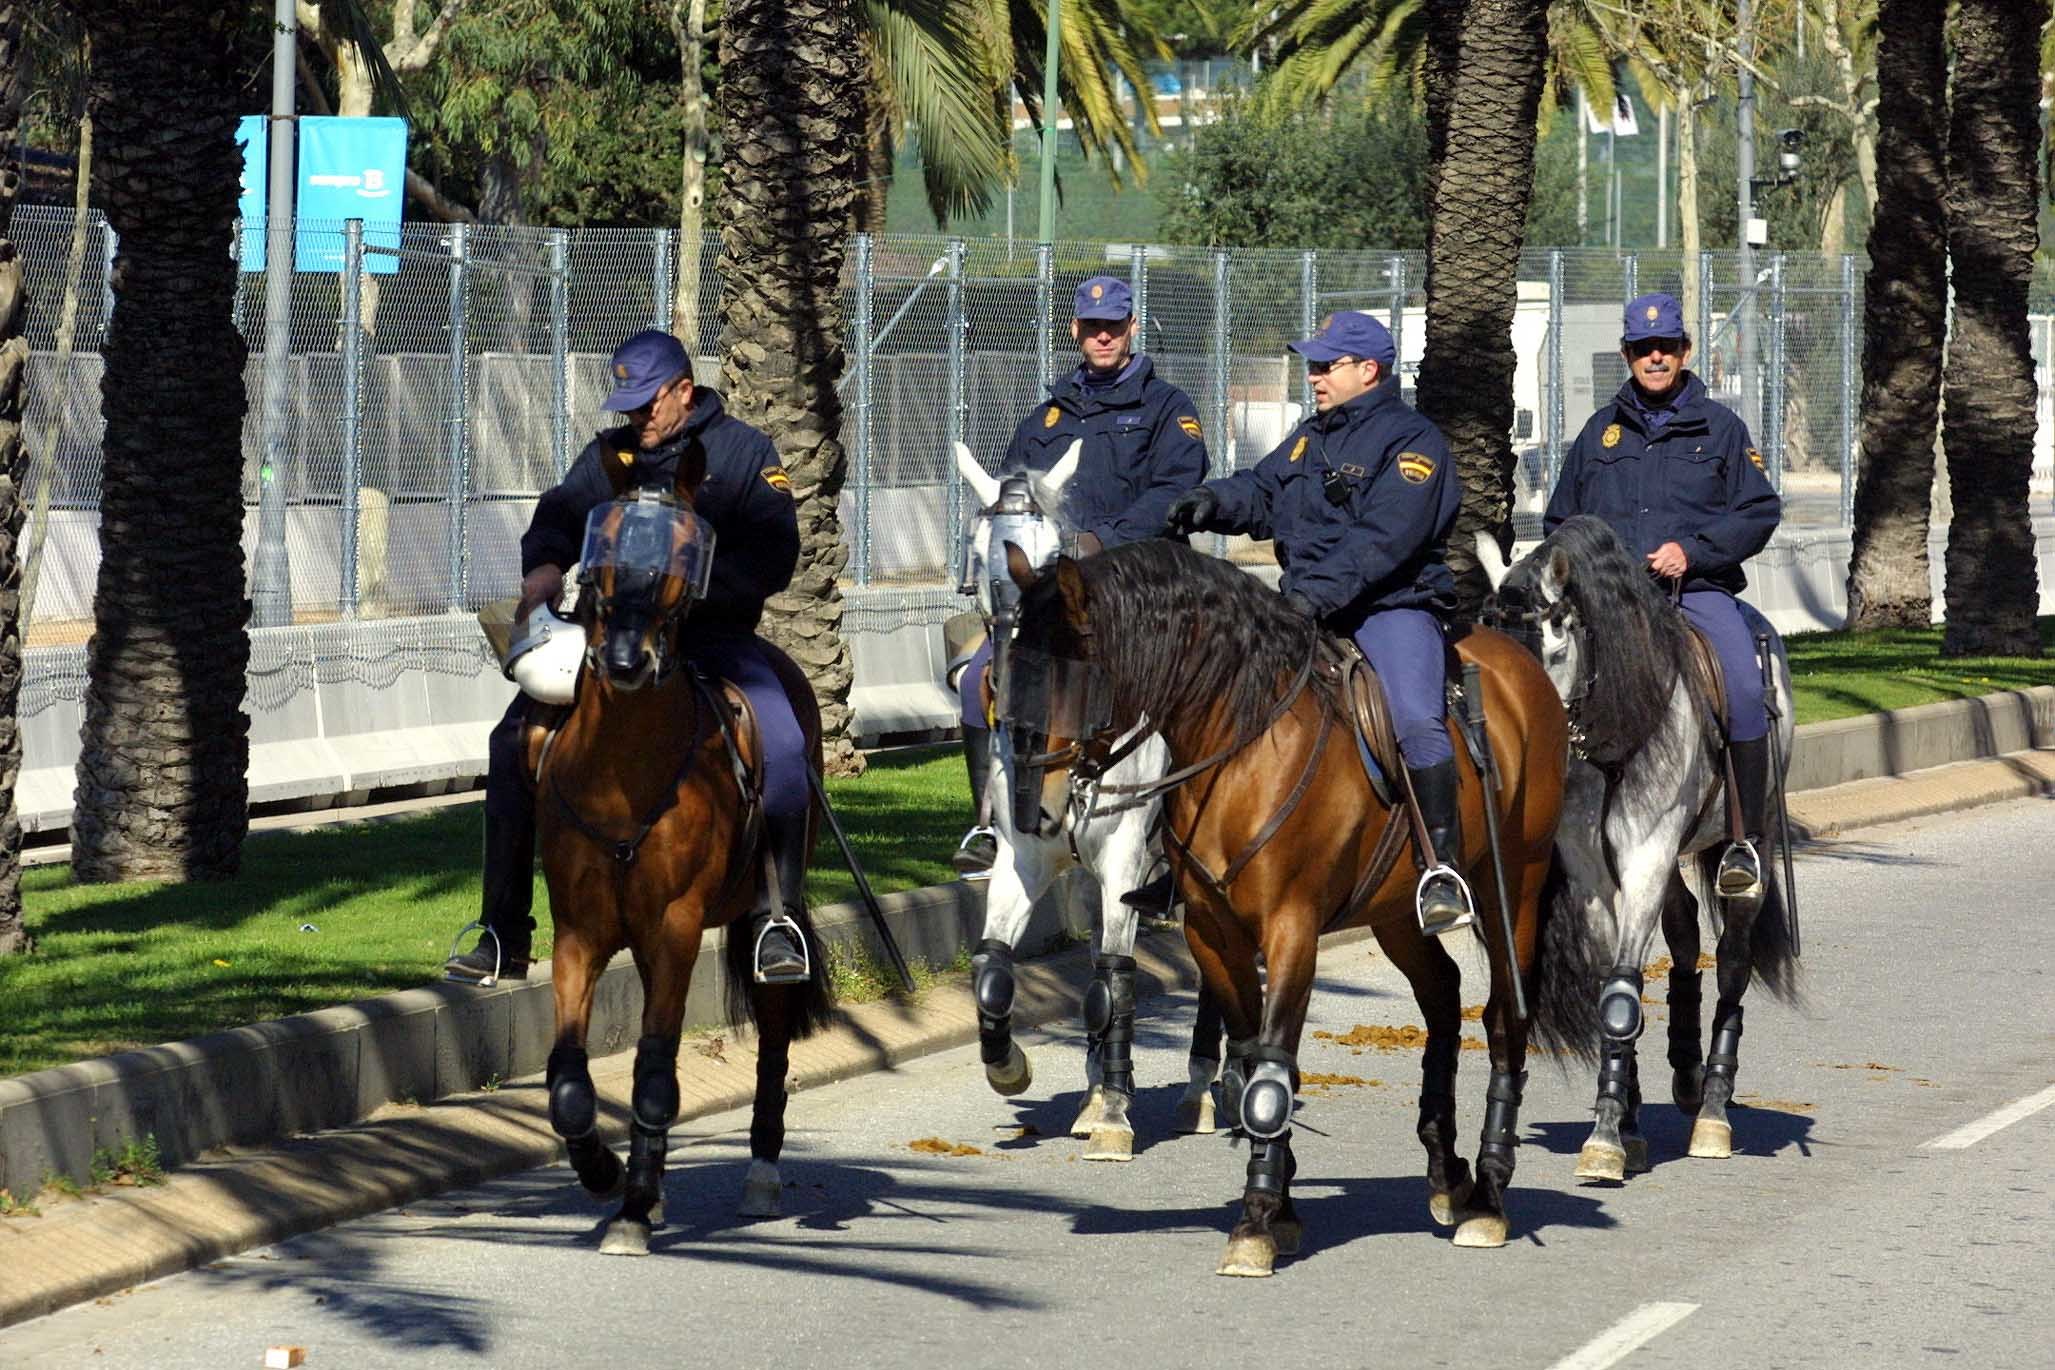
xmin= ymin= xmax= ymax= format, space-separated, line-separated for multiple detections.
xmin=600 ymin=329 xmax=692 ymax=411
xmin=1073 ymin=276 xmax=1134 ymax=321
xmin=1288 ymin=311 xmax=1397 ymax=368
xmin=1622 ymin=292 xmax=1687 ymax=343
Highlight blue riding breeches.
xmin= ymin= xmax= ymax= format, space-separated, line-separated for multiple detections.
xmin=1352 ymin=608 xmax=1452 ymax=768
xmin=688 ymin=634 xmax=810 ymax=823
xmin=1680 ymin=591 xmax=1767 ymax=743
xmin=958 ymin=638 xmax=994 ymax=729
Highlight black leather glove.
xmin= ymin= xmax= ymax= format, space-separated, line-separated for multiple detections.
xmin=1281 ymin=589 xmax=1320 ymax=622
xmin=1164 ymin=487 xmax=1220 ymax=535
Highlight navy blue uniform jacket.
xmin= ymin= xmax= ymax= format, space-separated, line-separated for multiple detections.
xmin=520 ymin=388 xmax=798 ymax=635
xmin=1002 ymin=355 xmax=1209 ymax=548
xmin=1545 ymin=373 xmax=1781 ymax=595
xmin=1207 ymin=381 xmax=1457 ymax=629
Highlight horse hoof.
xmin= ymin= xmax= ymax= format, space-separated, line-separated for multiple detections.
xmin=1575 ymin=1141 xmax=1628 ymax=1184
xmin=1082 ymin=1125 xmax=1135 ymax=1162
xmin=1271 ymin=1218 xmax=1304 ymax=1258
xmin=1070 ymin=1085 xmax=1107 ymax=1138
xmin=986 ymin=1044 xmax=1033 ymax=1098
xmin=1625 ymin=1135 xmax=1651 ymax=1174
xmin=1689 ymin=1118 xmax=1733 ymax=1159
xmin=1452 ymin=1212 xmax=1510 ymax=1249
xmin=1428 ymin=1180 xmax=1474 ymax=1227
xmin=1173 ymin=1091 xmax=1217 ymax=1135
xmin=739 ymin=1159 xmax=782 ymax=1217
xmin=1216 ymin=1234 xmax=1277 ymax=1277
xmin=598 ymin=1217 xmax=651 ymax=1257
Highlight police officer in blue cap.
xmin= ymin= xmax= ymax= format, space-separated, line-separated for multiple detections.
xmin=1164 ymin=310 xmax=1473 ymax=935
xmin=448 ymin=329 xmax=814 ymax=985
xmin=950 ymin=275 xmax=1209 ymax=874
xmin=1545 ymin=292 xmax=1782 ymax=902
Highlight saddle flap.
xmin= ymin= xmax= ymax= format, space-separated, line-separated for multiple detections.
xmin=718 ymin=678 xmax=767 ymax=799
xmin=1330 ymin=641 xmax=1402 ymax=800
xmin=1684 ymin=625 xmax=1731 ymax=738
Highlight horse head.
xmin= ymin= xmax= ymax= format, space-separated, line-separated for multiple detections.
xmin=954 ymin=439 xmax=1081 ymax=631
xmin=1487 ymin=533 xmax=1587 ymax=710
xmin=575 ymin=441 xmax=716 ymax=692
xmin=996 ymin=542 xmax=1110 ymax=838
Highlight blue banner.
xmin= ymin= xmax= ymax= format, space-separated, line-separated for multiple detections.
xmin=236 ymin=115 xmax=267 ymax=272
xmin=294 ymin=116 xmax=407 ymax=273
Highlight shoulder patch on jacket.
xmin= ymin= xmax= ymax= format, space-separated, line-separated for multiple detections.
xmin=1601 ymin=423 xmax=1622 ymax=449
xmin=1397 ymin=451 xmax=1436 ymax=484
xmin=762 ymin=466 xmax=793 ymax=493
xmin=1043 ymin=406 xmax=1061 ymax=429
xmin=1747 ymin=447 xmax=1765 ymax=470
xmin=1289 ymin=435 xmax=1308 ymax=463
xmin=1178 ymin=415 xmax=1203 ymax=440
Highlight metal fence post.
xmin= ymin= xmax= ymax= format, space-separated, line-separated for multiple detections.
xmin=101 ymin=220 xmax=115 ymax=334
xmin=446 ymin=222 xmax=471 ymax=612
xmin=340 ymin=219 xmax=364 ymax=618
xmin=1840 ymin=253 xmax=1856 ymax=526
xmin=1697 ymin=250 xmax=1713 ymax=357
xmin=1300 ymin=249 xmax=1317 ymax=417
xmin=945 ymin=237 xmax=967 ymax=540
xmin=1767 ymin=253 xmax=1786 ymax=487
xmin=652 ymin=228 xmax=674 ymax=330
xmin=1547 ymin=249 xmax=1565 ymax=492
xmin=1130 ymin=242 xmax=1148 ymax=353
xmin=1210 ymin=249 xmax=1231 ymax=477
xmin=1036 ymin=242 xmax=1054 ymax=384
xmin=549 ymin=228 xmax=570 ymax=476
xmin=1623 ymin=252 xmax=1638 ymax=305
xmin=851 ymin=233 xmax=875 ymax=586
xmin=1387 ymin=253 xmax=1405 ymax=361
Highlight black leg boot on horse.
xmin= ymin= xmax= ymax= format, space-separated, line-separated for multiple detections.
xmin=600 ymin=1034 xmax=681 ymax=1256
xmin=448 ymin=706 xmax=538 ymax=985
xmin=950 ymin=724 xmax=999 ymax=877
xmin=1219 ymin=1045 xmax=1303 ymax=1277
xmin=750 ymin=811 xmax=811 ymax=985
xmin=1074 ymin=954 xmax=1139 ymax=1160
xmin=1716 ymin=736 xmax=1771 ymax=904
xmin=1409 ymin=759 xmax=1476 ymax=938
xmin=548 ymin=1041 xmax=624 ymax=1200
xmin=1577 ymin=968 xmax=1647 ymax=1182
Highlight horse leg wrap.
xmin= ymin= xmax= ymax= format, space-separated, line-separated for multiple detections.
xmin=1478 ymin=1069 xmax=1527 ymax=1180
xmin=1597 ymin=970 xmax=1644 ymax=1106
xmin=1244 ymin=1129 xmax=1297 ymax=1200
xmin=1221 ymin=1037 xmax=1256 ymax=1131
xmin=632 ymin=1035 xmax=681 ymax=1134
xmin=547 ymin=1043 xmax=597 ymax=1141
xmin=1705 ymin=1001 xmax=1744 ymax=1092
xmin=971 ymin=939 xmax=1017 ymax=1067
xmin=1666 ymin=969 xmax=1704 ymax=1074
xmin=623 ymin=1121 xmax=668 ymax=1223
xmin=1083 ymin=954 xmax=1138 ymax=1096
xmin=1239 ymin=1045 xmax=1299 ymax=1140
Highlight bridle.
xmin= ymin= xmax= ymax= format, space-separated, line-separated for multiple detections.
xmin=1484 ymin=586 xmax=1593 ymax=756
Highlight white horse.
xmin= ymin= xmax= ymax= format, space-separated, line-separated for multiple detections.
xmin=952 ymin=440 xmax=1223 ymax=1162
xmin=1482 ymin=517 xmax=1799 ymax=1181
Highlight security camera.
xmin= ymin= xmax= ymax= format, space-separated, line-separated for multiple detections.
xmin=1776 ymin=127 xmax=1804 ymax=175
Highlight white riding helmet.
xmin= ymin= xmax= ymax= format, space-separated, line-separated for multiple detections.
xmin=504 ymin=602 xmax=583 ymax=705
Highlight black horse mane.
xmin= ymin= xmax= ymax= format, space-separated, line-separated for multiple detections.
xmin=1017 ymin=539 xmax=1330 ymax=748
xmin=1506 ymin=515 xmax=1701 ymax=766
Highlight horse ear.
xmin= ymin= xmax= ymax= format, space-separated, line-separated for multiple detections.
xmin=1054 ymin=555 xmax=1091 ymax=636
xmin=1475 ymin=529 xmax=1510 ymax=591
xmin=1036 ymin=439 xmax=1084 ymax=507
xmin=954 ymin=442 xmax=1002 ymax=508
xmin=1542 ymin=545 xmax=1573 ymax=598
xmin=1004 ymin=540 xmax=1038 ymax=590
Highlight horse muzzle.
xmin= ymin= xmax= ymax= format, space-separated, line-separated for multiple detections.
xmin=602 ymin=622 xmax=657 ymax=689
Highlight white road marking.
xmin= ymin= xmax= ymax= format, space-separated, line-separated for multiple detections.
xmin=1922 ymin=1082 xmax=2055 ymax=1151
xmin=1547 ymin=1302 xmax=1700 ymax=1370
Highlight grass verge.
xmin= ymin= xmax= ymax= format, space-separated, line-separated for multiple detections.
xmin=1784 ymin=617 xmax=2055 ymax=726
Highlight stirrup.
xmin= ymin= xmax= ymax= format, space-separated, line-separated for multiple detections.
xmin=951 ymin=825 xmax=999 ymax=882
xmin=445 ymin=920 xmax=506 ymax=987
xmin=1415 ymin=865 xmax=1476 ymax=939
xmin=1715 ymin=839 xmax=1764 ymax=901
xmin=752 ymin=912 xmax=811 ymax=986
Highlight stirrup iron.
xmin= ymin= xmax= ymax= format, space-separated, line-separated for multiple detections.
xmin=1415 ymin=865 xmax=1476 ymax=939
xmin=753 ymin=912 xmax=811 ymax=985
xmin=952 ymin=825 xmax=998 ymax=883
xmin=1716 ymin=839 xmax=1764 ymax=901
xmin=445 ymin=920 xmax=507 ymax=987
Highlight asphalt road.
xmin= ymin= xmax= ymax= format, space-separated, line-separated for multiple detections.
xmin=6 ymin=798 xmax=2053 ymax=1370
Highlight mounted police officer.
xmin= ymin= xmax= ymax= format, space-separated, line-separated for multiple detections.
xmin=449 ymin=329 xmax=814 ymax=986
xmin=1544 ymin=292 xmax=1782 ymax=901
xmin=950 ymin=275 xmax=1210 ymax=874
xmin=1163 ymin=310 xmax=1473 ymax=936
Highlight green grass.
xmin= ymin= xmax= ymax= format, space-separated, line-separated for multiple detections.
xmin=0 ymin=746 xmax=969 ymax=1077
xmin=1784 ymin=618 xmax=2055 ymax=726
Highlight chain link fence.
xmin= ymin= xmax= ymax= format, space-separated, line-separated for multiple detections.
xmin=19 ymin=205 xmax=2026 ymax=646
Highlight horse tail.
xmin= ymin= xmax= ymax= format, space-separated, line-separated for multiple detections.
xmin=1745 ymin=867 xmax=1801 ymax=1005
xmin=721 ymin=901 xmax=836 ymax=1040
xmin=1526 ymin=850 xmax=1604 ymax=1064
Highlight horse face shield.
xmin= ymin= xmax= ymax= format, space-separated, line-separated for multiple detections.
xmin=996 ymin=646 xmax=1112 ymax=835
xmin=578 ymin=494 xmax=716 ymax=689
xmin=962 ymin=477 xmax=1061 ymax=627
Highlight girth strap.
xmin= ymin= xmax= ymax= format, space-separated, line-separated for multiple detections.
xmin=1163 ymin=696 xmax=1336 ymax=902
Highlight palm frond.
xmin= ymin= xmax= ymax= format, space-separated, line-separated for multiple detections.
xmin=866 ymin=0 xmax=1010 ymax=221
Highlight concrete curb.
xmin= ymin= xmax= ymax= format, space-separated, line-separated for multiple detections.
xmin=1788 ymin=748 xmax=2055 ymax=837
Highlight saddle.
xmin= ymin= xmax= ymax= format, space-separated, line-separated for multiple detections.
xmin=1681 ymin=623 xmax=1749 ymax=845
xmin=1321 ymin=642 xmax=1403 ymax=807
xmin=518 ymin=673 xmax=769 ymax=815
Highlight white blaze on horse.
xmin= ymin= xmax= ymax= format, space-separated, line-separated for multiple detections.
xmin=1482 ymin=517 xmax=1799 ymax=1181
xmin=951 ymin=440 xmax=1222 ymax=1162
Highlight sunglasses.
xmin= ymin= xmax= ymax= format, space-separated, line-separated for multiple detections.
xmin=1306 ymin=356 xmax=1363 ymax=376
xmin=1626 ymin=337 xmax=1684 ymax=359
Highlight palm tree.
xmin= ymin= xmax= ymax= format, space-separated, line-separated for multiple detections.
xmin=68 ymin=1 xmax=253 ymax=880
xmin=1937 ymin=0 xmax=2046 ymax=657
xmin=0 ymin=1 xmax=33 ymax=951
xmin=1842 ymin=0 xmax=1943 ymax=630
xmin=717 ymin=0 xmax=869 ymax=774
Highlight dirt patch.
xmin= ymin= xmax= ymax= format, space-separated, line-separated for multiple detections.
xmin=1301 ymin=1072 xmax=1373 ymax=1089
xmin=907 ymin=1137 xmax=984 ymax=1157
xmin=1315 ymin=1024 xmax=1486 ymax=1053
xmin=1461 ymin=1005 xmax=1485 ymax=1021
xmin=1737 ymin=1094 xmax=1814 ymax=1112
xmin=1817 ymin=1061 xmax=1901 ymax=1072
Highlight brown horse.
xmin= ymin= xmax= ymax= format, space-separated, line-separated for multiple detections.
xmin=531 ymin=451 xmax=831 ymax=1257
xmin=1001 ymin=539 xmax=1598 ymax=1276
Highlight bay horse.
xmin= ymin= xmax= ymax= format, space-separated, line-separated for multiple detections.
xmin=1483 ymin=516 xmax=1798 ymax=1180
xmin=1001 ymin=540 xmax=1598 ymax=1276
xmin=533 ymin=451 xmax=831 ymax=1257
xmin=952 ymin=441 xmax=1224 ymax=1161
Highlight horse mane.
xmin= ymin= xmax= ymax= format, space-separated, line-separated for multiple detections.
xmin=1512 ymin=515 xmax=1700 ymax=766
xmin=1029 ymin=540 xmax=1330 ymax=747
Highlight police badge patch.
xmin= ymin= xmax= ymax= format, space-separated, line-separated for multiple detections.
xmin=1290 ymin=435 xmax=1309 ymax=463
xmin=1178 ymin=415 xmax=1203 ymax=439
xmin=1748 ymin=448 xmax=1765 ymax=470
xmin=1043 ymin=407 xmax=1060 ymax=429
xmin=1397 ymin=452 xmax=1435 ymax=484
xmin=762 ymin=466 xmax=793 ymax=493
xmin=1601 ymin=423 xmax=1622 ymax=448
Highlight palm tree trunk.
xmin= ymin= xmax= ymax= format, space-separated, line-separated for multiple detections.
xmin=717 ymin=0 xmax=866 ymax=775
xmin=1937 ymin=0 xmax=2045 ymax=656
xmin=0 ymin=1 xmax=33 ymax=952
xmin=70 ymin=2 xmax=252 ymax=880
xmin=671 ymin=0 xmax=709 ymax=347
xmin=1415 ymin=0 xmax=1549 ymax=613
xmin=1844 ymin=0 xmax=1946 ymax=630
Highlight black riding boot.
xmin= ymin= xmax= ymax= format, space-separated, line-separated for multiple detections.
xmin=1409 ymin=760 xmax=1474 ymax=938
xmin=750 ymin=811 xmax=812 ymax=985
xmin=447 ymin=714 xmax=537 ymax=985
xmin=1716 ymin=736 xmax=1771 ymax=902
xmin=951 ymin=724 xmax=999 ymax=877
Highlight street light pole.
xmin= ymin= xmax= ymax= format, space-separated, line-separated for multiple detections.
xmin=252 ymin=0 xmax=297 ymax=628
xmin=1037 ymin=0 xmax=1063 ymax=244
